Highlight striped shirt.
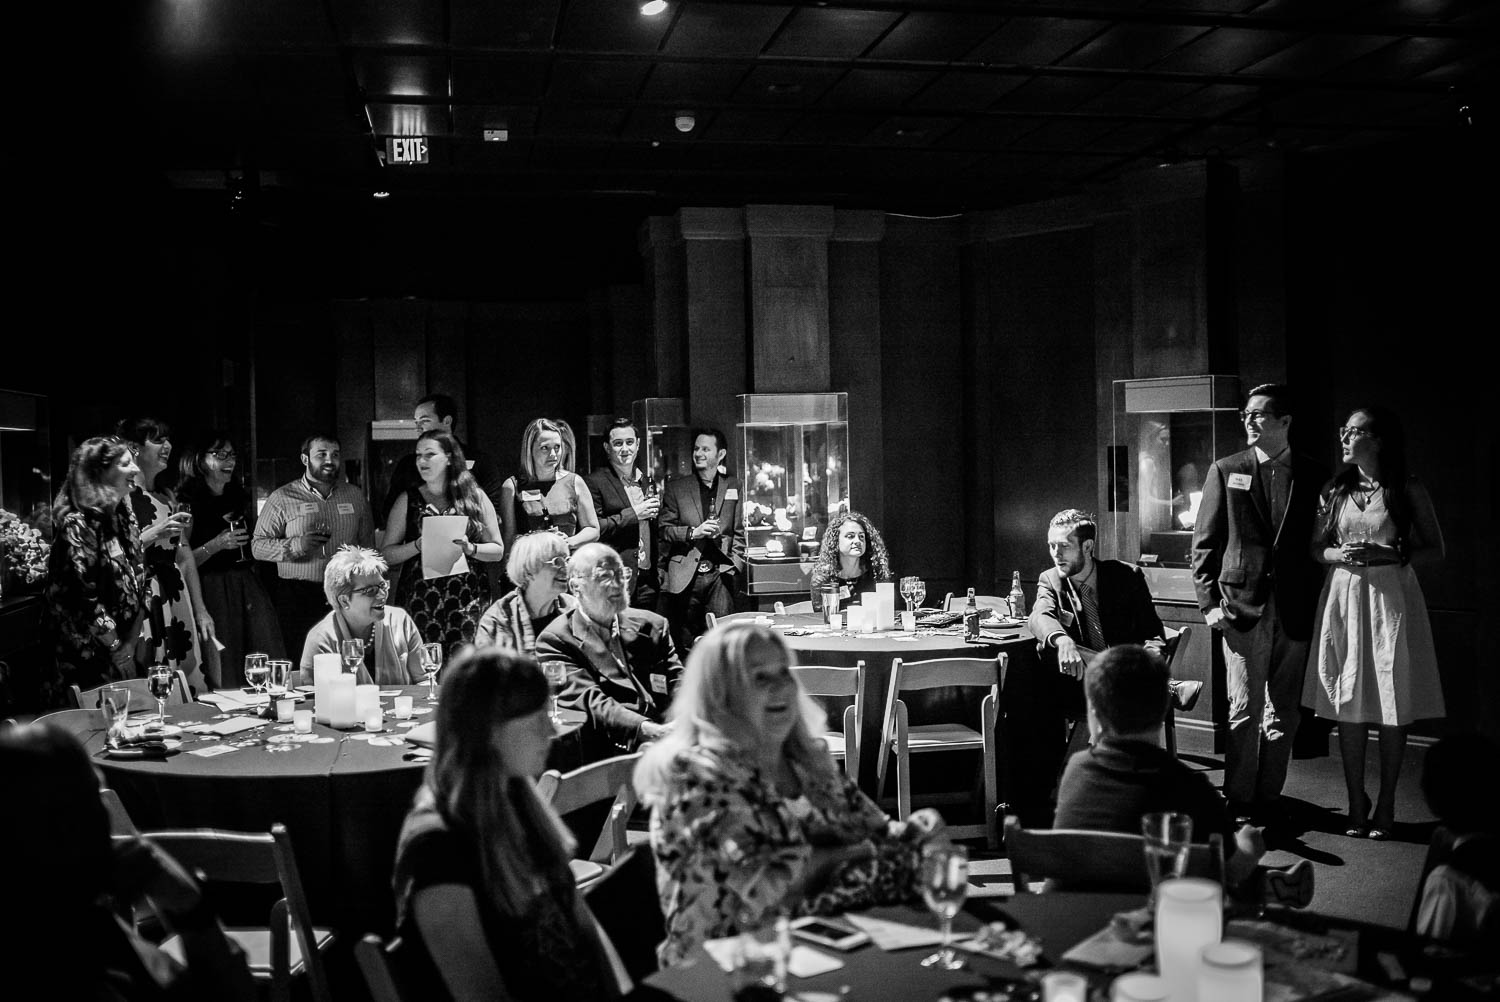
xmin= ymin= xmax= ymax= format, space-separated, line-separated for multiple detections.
xmin=251 ymin=474 xmax=374 ymax=582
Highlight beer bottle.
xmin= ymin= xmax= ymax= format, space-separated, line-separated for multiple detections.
xmin=1009 ymin=570 xmax=1026 ymax=620
xmin=963 ymin=587 xmax=981 ymax=641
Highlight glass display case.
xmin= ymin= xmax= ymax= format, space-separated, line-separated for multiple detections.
xmin=631 ymin=397 xmax=693 ymax=491
xmin=0 ymin=390 xmax=50 ymax=533
xmin=1110 ymin=375 xmax=1241 ymax=602
xmin=736 ymin=393 xmax=850 ymax=597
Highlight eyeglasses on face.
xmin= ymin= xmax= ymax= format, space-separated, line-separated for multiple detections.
xmin=1238 ymin=409 xmax=1277 ymax=424
xmin=538 ymin=555 xmax=568 ymax=571
xmin=588 ymin=564 xmax=628 ymax=584
xmin=351 ymin=581 xmax=391 ymax=599
xmin=209 ymin=449 xmax=237 ymax=461
xmin=1337 ymin=426 xmax=1373 ymax=441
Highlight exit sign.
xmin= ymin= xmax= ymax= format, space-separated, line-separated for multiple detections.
xmin=385 ymin=137 xmax=429 ymax=165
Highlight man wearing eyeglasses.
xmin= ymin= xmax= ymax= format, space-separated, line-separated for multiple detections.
xmin=1191 ymin=383 xmax=1327 ymax=829
xmin=536 ymin=543 xmax=683 ymax=762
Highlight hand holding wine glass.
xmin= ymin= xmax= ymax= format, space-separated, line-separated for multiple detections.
xmin=223 ymin=512 xmax=249 ymax=560
xmin=919 ymin=843 xmax=969 ymax=970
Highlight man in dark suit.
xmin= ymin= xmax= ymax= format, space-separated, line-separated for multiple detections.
xmin=657 ymin=427 xmax=744 ymax=653
xmin=1012 ymin=508 xmax=1166 ymax=825
xmin=536 ymin=543 xmax=682 ymax=763
xmin=584 ymin=417 xmax=661 ymax=611
xmin=1192 ymin=383 xmax=1327 ymax=825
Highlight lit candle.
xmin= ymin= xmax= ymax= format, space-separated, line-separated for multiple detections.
xmin=1197 ymin=940 xmax=1261 ymax=1002
xmin=874 ymin=582 xmax=897 ymax=630
xmin=276 ymin=697 xmax=296 ymax=722
xmin=312 ymin=652 xmax=341 ymax=724
xmin=354 ymin=683 xmax=380 ymax=721
xmin=1041 ymin=971 xmax=1088 ymax=1002
xmin=363 ymin=712 xmax=383 ymax=733
xmin=394 ymin=696 xmax=414 ymax=719
xmin=1155 ymin=878 xmax=1222 ymax=1002
xmin=1110 ymin=972 xmax=1169 ymax=1002
xmin=293 ymin=709 xmax=313 ymax=734
xmin=326 ymin=674 xmax=358 ymax=730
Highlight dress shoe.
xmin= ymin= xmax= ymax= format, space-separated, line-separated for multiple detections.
xmin=1168 ymin=679 xmax=1203 ymax=713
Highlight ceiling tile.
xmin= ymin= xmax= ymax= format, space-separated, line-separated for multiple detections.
xmin=1324 ymin=35 xmax=1487 ymax=80
xmin=1073 ymin=79 xmax=1206 ymax=114
xmin=934 ymin=117 xmax=1046 ymax=152
xmin=547 ymin=59 xmax=651 ymax=101
xmin=765 ymin=7 xmax=900 ymax=59
xmin=996 ymin=75 xmax=1120 ymax=114
xmin=1237 ymin=33 xmax=1393 ymax=76
xmin=732 ymin=65 xmax=843 ymax=106
xmin=452 ymin=56 xmax=549 ymax=103
xmin=862 ymin=116 xmax=965 ymax=147
xmin=1151 ymin=28 xmax=1304 ymax=74
xmin=329 ymin=0 xmax=443 ymax=46
xmin=452 ymin=105 xmax=538 ymax=137
xmin=866 ymin=12 xmax=1003 ymax=62
xmin=967 ymin=17 xmax=1112 ymax=67
xmin=1156 ymin=82 xmax=1264 ymax=117
xmin=906 ymin=70 xmax=1031 ymax=111
xmin=1062 ymin=23 xmax=1215 ymax=70
xmin=1012 ymin=117 xmax=1136 ymax=153
xmin=149 ymin=0 xmax=335 ymax=51
xmin=640 ymin=61 xmax=751 ymax=103
xmin=354 ymin=54 xmax=448 ymax=100
xmin=450 ymin=0 xmax=559 ymax=49
xmin=557 ymin=0 xmax=674 ymax=52
xmin=819 ymin=69 xmax=938 ymax=110
xmin=781 ymin=112 xmax=885 ymax=145
xmin=704 ymin=109 xmax=794 ymax=142
xmin=662 ymin=4 xmax=792 ymax=59
xmin=538 ymin=105 xmax=628 ymax=139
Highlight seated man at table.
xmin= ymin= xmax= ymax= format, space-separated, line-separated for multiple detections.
xmin=298 ymin=545 xmax=425 ymax=686
xmin=1055 ymin=644 xmax=1313 ymax=907
xmin=536 ymin=543 xmax=682 ymax=763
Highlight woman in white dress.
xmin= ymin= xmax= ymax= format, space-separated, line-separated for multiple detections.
xmin=1303 ymin=406 xmax=1445 ymax=840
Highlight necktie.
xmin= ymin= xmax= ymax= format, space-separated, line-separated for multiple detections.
xmin=1076 ymin=580 xmax=1107 ymax=653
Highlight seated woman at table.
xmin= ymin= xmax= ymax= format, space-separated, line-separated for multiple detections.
xmin=635 ymin=621 xmax=946 ymax=966
xmin=298 ymin=545 xmax=424 ymax=686
xmin=475 ymin=530 xmax=574 ymax=656
xmin=1 ymin=721 xmax=256 ymax=1001
xmin=809 ymin=510 xmax=892 ymax=613
xmin=393 ymin=646 xmax=626 ymax=1002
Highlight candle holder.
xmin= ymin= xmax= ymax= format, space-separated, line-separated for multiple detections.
xmin=1197 ymin=940 xmax=1261 ymax=1002
xmin=1154 ymin=877 xmax=1222 ymax=1002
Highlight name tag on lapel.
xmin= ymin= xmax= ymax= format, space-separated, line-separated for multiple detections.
xmin=337 ymin=503 xmax=355 ymax=515
xmin=723 ymin=489 xmax=739 ymax=501
xmin=1227 ymin=473 xmax=1253 ymax=491
xmin=299 ymin=502 xmax=319 ymax=514
xmin=650 ymin=674 xmax=668 ymax=694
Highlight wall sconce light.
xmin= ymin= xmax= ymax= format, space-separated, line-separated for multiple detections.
xmin=641 ymin=0 xmax=668 ymax=15
xmin=675 ymin=110 xmax=696 ymax=133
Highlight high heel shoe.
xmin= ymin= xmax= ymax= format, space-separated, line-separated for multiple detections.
xmin=1368 ymin=806 xmax=1395 ymax=841
xmin=1344 ymin=793 xmax=1371 ymax=838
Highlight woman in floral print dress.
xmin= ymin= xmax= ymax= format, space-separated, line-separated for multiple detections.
xmin=635 ymin=621 xmax=949 ymax=966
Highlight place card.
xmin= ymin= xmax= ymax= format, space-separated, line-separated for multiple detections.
xmin=188 ymin=744 xmax=240 ymax=758
xmin=199 ymin=716 xmax=264 ymax=737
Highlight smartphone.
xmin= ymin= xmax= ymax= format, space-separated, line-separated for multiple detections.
xmin=790 ymin=916 xmax=870 ymax=951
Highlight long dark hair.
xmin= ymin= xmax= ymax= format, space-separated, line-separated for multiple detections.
xmin=430 ymin=647 xmax=575 ymax=913
xmin=1331 ymin=405 xmax=1413 ymax=548
xmin=416 ymin=430 xmax=487 ymax=539
xmin=177 ymin=433 xmax=250 ymax=513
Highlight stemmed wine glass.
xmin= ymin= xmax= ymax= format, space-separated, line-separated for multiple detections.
xmin=541 ymin=661 xmax=569 ymax=726
xmin=146 ymin=663 xmax=174 ymax=728
xmin=919 ymin=843 xmax=969 ymax=970
xmin=1142 ymin=812 xmax=1193 ymax=912
xmin=900 ymin=576 xmax=919 ymax=613
xmin=340 ymin=639 xmax=365 ymax=676
xmin=173 ymin=501 xmax=192 ymax=546
xmin=420 ymin=643 xmax=443 ymax=702
xmin=910 ymin=578 xmax=927 ymax=612
xmin=223 ymin=512 xmax=248 ymax=561
xmin=243 ymin=652 xmax=270 ymax=695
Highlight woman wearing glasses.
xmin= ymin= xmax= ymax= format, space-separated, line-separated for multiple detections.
xmin=499 ymin=418 xmax=599 ymax=558
xmin=381 ymin=430 xmax=505 ymax=651
xmin=178 ymin=434 xmax=285 ymax=687
xmin=1303 ymin=406 xmax=1445 ymax=840
xmin=298 ymin=546 xmax=425 ymax=685
xmin=475 ymin=531 xmax=574 ymax=656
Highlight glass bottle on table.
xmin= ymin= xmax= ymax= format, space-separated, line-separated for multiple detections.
xmin=962 ymin=588 xmax=981 ymax=641
xmin=1009 ymin=570 xmax=1027 ymax=620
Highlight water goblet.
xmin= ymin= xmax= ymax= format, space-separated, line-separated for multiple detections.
xmin=420 ymin=643 xmax=443 ymax=702
xmin=910 ymin=578 xmax=927 ymax=611
xmin=541 ymin=661 xmax=569 ymax=726
xmin=340 ymin=638 xmax=365 ymax=675
xmin=244 ymin=651 xmax=269 ymax=694
xmin=919 ymin=843 xmax=969 ymax=970
xmin=1141 ymin=812 xmax=1193 ymax=910
xmin=900 ymin=576 xmax=918 ymax=612
xmin=267 ymin=659 xmax=293 ymax=697
xmin=146 ymin=663 xmax=174 ymax=727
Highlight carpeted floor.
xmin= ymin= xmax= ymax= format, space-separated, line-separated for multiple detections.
xmin=959 ymin=738 xmax=1434 ymax=931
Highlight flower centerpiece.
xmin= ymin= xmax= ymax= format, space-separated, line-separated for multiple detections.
xmin=0 ymin=506 xmax=49 ymax=594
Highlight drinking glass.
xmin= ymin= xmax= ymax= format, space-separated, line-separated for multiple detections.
xmin=919 ymin=843 xmax=969 ymax=970
xmin=100 ymin=684 xmax=131 ymax=747
xmin=1142 ymin=812 xmax=1193 ymax=910
xmin=267 ymin=659 xmax=293 ymax=697
xmin=420 ymin=643 xmax=443 ymax=702
xmin=910 ymin=578 xmax=927 ymax=611
xmin=541 ymin=661 xmax=569 ymax=725
xmin=147 ymin=663 xmax=174 ymax=726
xmin=244 ymin=651 xmax=269 ymax=694
xmin=314 ymin=519 xmax=332 ymax=559
xmin=340 ymin=639 xmax=365 ymax=675
xmin=174 ymin=501 xmax=192 ymax=545
xmin=900 ymin=576 xmax=918 ymax=612
xmin=224 ymin=512 xmax=248 ymax=561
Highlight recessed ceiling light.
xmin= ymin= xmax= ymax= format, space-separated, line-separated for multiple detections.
xmin=640 ymin=0 xmax=668 ymax=15
xmin=373 ymin=190 xmax=391 ymax=199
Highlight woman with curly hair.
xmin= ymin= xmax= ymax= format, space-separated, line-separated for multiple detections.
xmin=381 ymin=430 xmax=504 ymax=651
xmin=43 ymin=437 xmax=148 ymax=700
xmin=808 ymin=510 xmax=891 ymax=613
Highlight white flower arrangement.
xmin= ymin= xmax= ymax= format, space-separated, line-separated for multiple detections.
xmin=0 ymin=508 xmax=49 ymax=585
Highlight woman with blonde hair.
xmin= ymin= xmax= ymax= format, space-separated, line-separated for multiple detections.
xmin=393 ymin=646 xmax=624 ymax=1001
xmin=499 ymin=418 xmax=599 ymax=557
xmin=475 ymin=531 xmax=573 ymax=655
xmin=635 ymin=621 xmax=945 ymax=966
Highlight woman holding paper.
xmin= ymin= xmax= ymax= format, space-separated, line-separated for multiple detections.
xmin=808 ymin=510 xmax=892 ymax=613
xmin=635 ymin=621 xmax=945 ymax=966
xmin=382 ymin=431 xmax=504 ymax=650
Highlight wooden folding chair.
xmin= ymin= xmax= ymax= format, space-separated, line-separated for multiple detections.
xmin=537 ymin=752 xmax=643 ymax=888
xmin=71 ymin=671 xmax=191 ymax=711
xmin=99 ymin=787 xmax=140 ymax=837
xmin=150 ymin=823 xmax=334 ymax=1002
xmin=582 ymin=844 xmax=665 ymax=989
xmin=356 ymin=933 xmax=408 ymax=1002
xmin=790 ymin=662 xmax=864 ymax=779
xmin=1003 ymin=815 xmax=1225 ymax=893
xmin=705 ymin=612 xmax=719 ymax=631
xmin=877 ymin=655 xmax=1004 ymax=847
xmin=774 ymin=600 xmax=814 ymax=615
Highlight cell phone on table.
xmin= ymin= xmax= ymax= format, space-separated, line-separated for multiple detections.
xmin=790 ymin=916 xmax=870 ymax=951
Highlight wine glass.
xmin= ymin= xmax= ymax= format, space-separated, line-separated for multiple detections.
xmin=910 ymin=578 xmax=927 ymax=611
xmin=224 ymin=512 xmax=248 ymax=561
xmin=541 ymin=661 xmax=569 ymax=726
xmin=146 ymin=663 xmax=174 ymax=727
xmin=339 ymin=639 xmax=365 ymax=675
xmin=244 ymin=653 xmax=270 ymax=695
xmin=919 ymin=843 xmax=969 ymax=969
xmin=267 ymin=659 xmax=293 ymax=697
xmin=420 ymin=643 xmax=443 ymax=702
xmin=173 ymin=500 xmax=192 ymax=546
xmin=1142 ymin=812 xmax=1193 ymax=911
xmin=900 ymin=576 xmax=918 ymax=612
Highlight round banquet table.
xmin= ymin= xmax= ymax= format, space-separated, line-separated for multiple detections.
xmin=79 ymin=685 xmax=584 ymax=937
xmin=719 ymin=612 xmax=1032 ymax=797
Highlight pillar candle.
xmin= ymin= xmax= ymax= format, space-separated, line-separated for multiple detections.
xmin=874 ymin=582 xmax=897 ymax=630
xmin=1155 ymin=878 xmax=1222 ymax=1002
xmin=312 ymin=652 xmax=342 ymax=724
xmin=844 ymin=606 xmax=866 ymax=633
xmin=1196 ymin=941 xmax=1261 ymax=1002
xmin=355 ymin=684 xmax=380 ymax=722
xmin=326 ymin=674 xmax=358 ymax=730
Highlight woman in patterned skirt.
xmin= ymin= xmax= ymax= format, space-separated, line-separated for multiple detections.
xmin=381 ymin=430 xmax=503 ymax=650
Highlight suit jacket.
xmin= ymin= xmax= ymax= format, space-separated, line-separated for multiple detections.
xmin=535 ymin=606 xmax=683 ymax=759
xmin=657 ymin=474 xmax=745 ymax=595
xmin=585 ymin=466 xmax=653 ymax=574
xmin=1029 ymin=559 xmax=1165 ymax=654
xmin=1191 ymin=446 xmax=1327 ymax=639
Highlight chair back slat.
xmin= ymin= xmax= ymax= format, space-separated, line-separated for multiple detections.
xmin=356 ymin=935 xmax=407 ymax=1002
xmin=1163 ymin=626 xmax=1191 ymax=671
xmin=541 ymin=753 xmax=641 ymax=817
xmin=144 ymin=829 xmax=282 ymax=884
xmin=1003 ymin=815 xmax=1224 ymax=892
xmin=791 ymin=664 xmax=861 ymax=698
xmin=892 ymin=656 xmax=1003 ymax=693
xmin=99 ymin=788 xmax=140 ymax=837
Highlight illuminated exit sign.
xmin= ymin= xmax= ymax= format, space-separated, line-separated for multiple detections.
xmin=385 ymin=137 xmax=429 ymax=165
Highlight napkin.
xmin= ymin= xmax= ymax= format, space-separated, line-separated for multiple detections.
xmin=1059 ymin=925 xmax=1154 ymax=970
xmin=405 ymin=721 xmax=437 ymax=748
xmin=192 ymin=716 xmax=264 ymax=737
xmin=199 ymin=690 xmax=266 ymax=710
xmin=841 ymin=913 xmax=945 ymax=950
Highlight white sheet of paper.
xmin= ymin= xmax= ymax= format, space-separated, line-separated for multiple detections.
xmin=198 ymin=690 xmax=265 ymax=710
xmin=700 ymin=939 xmax=843 ymax=978
xmin=841 ymin=913 xmax=946 ymax=951
xmin=421 ymin=515 xmax=471 ymax=580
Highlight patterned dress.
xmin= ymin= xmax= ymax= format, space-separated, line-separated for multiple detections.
xmin=395 ymin=487 xmax=490 ymax=651
xmin=44 ymin=502 xmax=146 ymax=699
xmin=648 ymin=742 xmax=925 ymax=966
xmin=128 ymin=487 xmax=207 ymax=692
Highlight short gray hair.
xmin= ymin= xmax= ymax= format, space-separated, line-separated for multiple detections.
xmin=323 ymin=545 xmax=387 ymax=609
xmin=506 ymin=531 xmax=569 ymax=590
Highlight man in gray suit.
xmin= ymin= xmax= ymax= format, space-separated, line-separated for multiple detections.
xmin=656 ymin=428 xmax=744 ymax=653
